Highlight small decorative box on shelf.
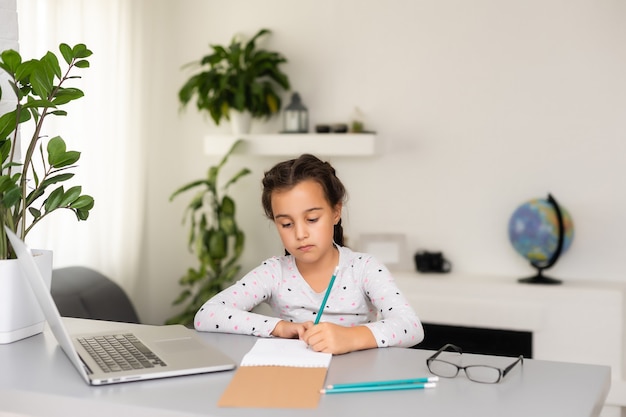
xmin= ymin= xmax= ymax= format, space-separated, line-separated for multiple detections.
xmin=203 ymin=133 xmax=377 ymax=157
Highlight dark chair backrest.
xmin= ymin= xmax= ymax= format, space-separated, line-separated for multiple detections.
xmin=51 ymin=266 xmax=140 ymax=324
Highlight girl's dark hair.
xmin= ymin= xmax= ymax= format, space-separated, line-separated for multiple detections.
xmin=262 ymin=154 xmax=346 ymax=246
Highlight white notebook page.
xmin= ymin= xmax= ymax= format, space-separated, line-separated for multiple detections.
xmin=240 ymin=339 xmax=332 ymax=368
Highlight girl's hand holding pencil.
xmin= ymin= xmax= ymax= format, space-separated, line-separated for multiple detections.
xmin=298 ymin=267 xmax=378 ymax=354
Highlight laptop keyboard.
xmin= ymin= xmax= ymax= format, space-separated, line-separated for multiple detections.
xmin=77 ymin=334 xmax=167 ymax=373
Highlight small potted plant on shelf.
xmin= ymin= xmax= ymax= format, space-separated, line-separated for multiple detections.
xmin=177 ymin=28 xmax=291 ymax=134
xmin=0 ymin=43 xmax=95 ymax=343
xmin=166 ymin=140 xmax=250 ymax=326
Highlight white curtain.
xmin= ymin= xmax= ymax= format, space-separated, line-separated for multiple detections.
xmin=16 ymin=0 xmax=146 ymax=291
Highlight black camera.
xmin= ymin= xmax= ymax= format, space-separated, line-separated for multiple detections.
xmin=414 ymin=251 xmax=451 ymax=273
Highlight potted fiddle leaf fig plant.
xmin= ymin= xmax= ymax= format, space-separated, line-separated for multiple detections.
xmin=177 ymin=28 xmax=291 ymax=134
xmin=0 ymin=43 xmax=95 ymax=343
xmin=166 ymin=140 xmax=250 ymax=326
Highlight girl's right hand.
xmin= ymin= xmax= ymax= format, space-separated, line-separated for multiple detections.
xmin=271 ymin=320 xmax=311 ymax=339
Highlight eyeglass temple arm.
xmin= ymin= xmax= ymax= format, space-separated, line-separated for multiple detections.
xmin=428 ymin=343 xmax=463 ymax=362
xmin=502 ymin=356 xmax=524 ymax=377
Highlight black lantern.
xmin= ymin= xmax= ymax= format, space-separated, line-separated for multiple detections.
xmin=283 ymin=92 xmax=308 ymax=133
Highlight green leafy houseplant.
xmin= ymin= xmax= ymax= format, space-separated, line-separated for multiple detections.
xmin=166 ymin=140 xmax=251 ymax=326
xmin=0 ymin=43 xmax=95 ymax=259
xmin=178 ymin=28 xmax=291 ymax=125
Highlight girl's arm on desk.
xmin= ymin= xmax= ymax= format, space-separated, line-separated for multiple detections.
xmin=194 ymin=260 xmax=283 ymax=337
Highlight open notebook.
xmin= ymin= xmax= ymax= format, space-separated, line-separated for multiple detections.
xmin=219 ymin=339 xmax=332 ymax=408
xmin=240 ymin=339 xmax=332 ymax=367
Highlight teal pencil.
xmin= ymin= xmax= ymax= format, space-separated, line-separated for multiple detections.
xmin=314 ymin=267 xmax=339 ymax=325
xmin=321 ymin=382 xmax=436 ymax=394
xmin=326 ymin=376 xmax=439 ymax=390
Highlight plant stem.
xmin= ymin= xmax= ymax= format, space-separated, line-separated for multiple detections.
xmin=16 ymin=57 xmax=77 ymax=238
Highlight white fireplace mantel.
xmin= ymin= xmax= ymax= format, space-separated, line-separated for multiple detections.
xmin=392 ymin=271 xmax=626 ymax=412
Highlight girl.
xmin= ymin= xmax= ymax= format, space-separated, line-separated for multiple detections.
xmin=194 ymin=154 xmax=423 ymax=354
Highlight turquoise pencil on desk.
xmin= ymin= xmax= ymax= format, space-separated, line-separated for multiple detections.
xmin=321 ymin=382 xmax=436 ymax=394
xmin=326 ymin=376 xmax=439 ymax=390
xmin=314 ymin=267 xmax=339 ymax=325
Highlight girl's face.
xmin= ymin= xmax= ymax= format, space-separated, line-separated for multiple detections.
xmin=270 ymin=179 xmax=341 ymax=267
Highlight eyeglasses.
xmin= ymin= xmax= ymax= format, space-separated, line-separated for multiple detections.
xmin=426 ymin=344 xmax=524 ymax=384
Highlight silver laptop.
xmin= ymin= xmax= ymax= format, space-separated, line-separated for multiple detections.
xmin=5 ymin=226 xmax=236 ymax=385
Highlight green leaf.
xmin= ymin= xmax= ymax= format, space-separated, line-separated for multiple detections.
xmin=74 ymin=60 xmax=90 ymax=68
xmin=183 ymin=192 xmax=204 ymax=221
xmin=221 ymin=195 xmax=235 ymax=216
xmin=206 ymin=166 xmax=218 ymax=188
xmin=21 ymin=99 xmax=56 ymax=110
xmin=52 ymin=87 xmax=84 ymax=105
xmin=0 ymin=49 xmax=22 ymax=73
xmin=0 ymin=113 xmax=16 ymax=141
xmin=0 ymin=142 xmax=11 ymax=165
xmin=72 ymin=44 xmax=93 ymax=59
xmin=52 ymin=150 xmax=80 ymax=168
xmin=44 ymin=186 xmax=65 ymax=213
xmin=59 ymin=43 xmax=73 ymax=65
xmin=25 ymin=185 xmax=44 ymax=207
xmin=75 ymin=208 xmax=90 ymax=221
xmin=207 ymin=229 xmax=226 ymax=260
xmin=14 ymin=59 xmax=34 ymax=82
xmin=39 ymin=173 xmax=74 ymax=190
xmin=219 ymin=212 xmax=236 ymax=235
xmin=0 ymin=175 xmax=10 ymax=189
xmin=0 ymin=176 xmax=21 ymax=204
xmin=28 ymin=106 xmax=40 ymax=125
xmin=28 ymin=206 xmax=42 ymax=220
xmin=169 ymin=179 xmax=207 ymax=201
xmin=59 ymin=185 xmax=82 ymax=207
xmin=46 ymin=135 xmax=66 ymax=154
xmin=69 ymin=195 xmax=94 ymax=210
xmin=27 ymin=61 xmax=54 ymax=98
xmin=223 ymin=167 xmax=251 ymax=190
xmin=234 ymin=230 xmax=245 ymax=256
xmin=1 ymin=185 xmax=22 ymax=208
xmin=41 ymin=51 xmax=62 ymax=81
xmin=47 ymin=136 xmax=80 ymax=168
xmin=0 ymin=110 xmax=30 ymax=141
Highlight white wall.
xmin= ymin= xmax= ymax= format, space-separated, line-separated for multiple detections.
xmin=4 ymin=0 xmax=626 ymax=325
xmin=132 ymin=0 xmax=626 ymax=325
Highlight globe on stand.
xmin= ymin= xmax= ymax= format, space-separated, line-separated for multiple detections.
xmin=507 ymin=194 xmax=574 ymax=285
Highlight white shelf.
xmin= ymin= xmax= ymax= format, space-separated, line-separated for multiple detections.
xmin=203 ymin=133 xmax=377 ymax=157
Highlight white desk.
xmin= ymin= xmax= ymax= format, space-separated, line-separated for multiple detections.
xmin=0 ymin=318 xmax=611 ymax=417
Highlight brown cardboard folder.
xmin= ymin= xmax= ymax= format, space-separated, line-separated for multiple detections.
xmin=218 ymin=365 xmax=328 ymax=408
xmin=219 ymin=338 xmax=331 ymax=408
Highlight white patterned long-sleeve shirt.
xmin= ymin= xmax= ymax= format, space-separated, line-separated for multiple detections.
xmin=194 ymin=245 xmax=424 ymax=348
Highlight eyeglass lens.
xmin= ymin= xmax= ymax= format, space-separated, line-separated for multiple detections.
xmin=464 ymin=366 xmax=501 ymax=383
xmin=428 ymin=360 xmax=502 ymax=383
xmin=427 ymin=360 xmax=459 ymax=378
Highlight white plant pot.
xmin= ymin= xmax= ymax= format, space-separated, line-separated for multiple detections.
xmin=0 ymin=250 xmax=52 ymax=344
xmin=229 ymin=110 xmax=252 ymax=135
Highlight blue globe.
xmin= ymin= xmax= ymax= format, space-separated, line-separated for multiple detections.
xmin=508 ymin=196 xmax=574 ymax=283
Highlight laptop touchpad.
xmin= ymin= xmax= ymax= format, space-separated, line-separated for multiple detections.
xmin=155 ymin=338 xmax=207 ymax=353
